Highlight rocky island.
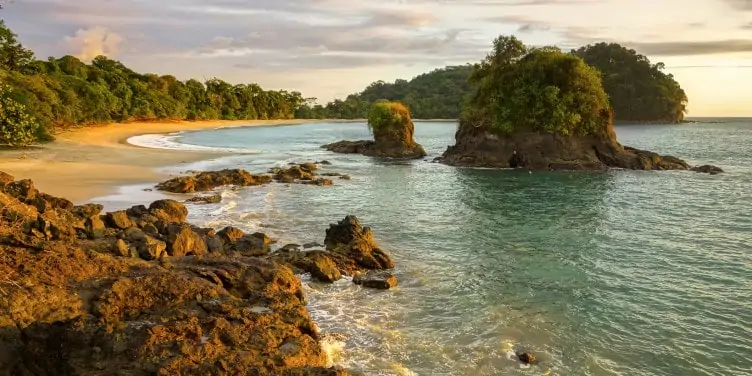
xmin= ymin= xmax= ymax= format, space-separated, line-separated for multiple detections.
xmin=438 ymin=36 xmax=723 ymax=173
xmin=0 ymin=171 xmax=395 ymax=375
xmin=323 ymin=101 xmax=426 ymax=159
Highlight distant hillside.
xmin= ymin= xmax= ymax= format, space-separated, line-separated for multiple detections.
xmin=304 ymin=44 xmax=689 ymax=123
xmin=356 ymin=65 xmax=473 ymax=119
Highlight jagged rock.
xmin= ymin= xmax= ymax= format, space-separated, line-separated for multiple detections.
xmin=156 ymin=168 xmax=272 ymax=193
xmin=302 ymin=178 xmax=333 ymax=186
xmin=325 ymin=216 xmax=394 ymax=270
xmin=134 ymin=234 xmax=167 ymax=260
xmin=309 ymin=253 xmax=341 ymax=283
xmin=691 ymin=164 xmax=724 ymax=174
xmin=217 ymin=226 xmax=245 ymax=244
xmin=303 ymin=242 xmax=323 ymax=249
xmin=186 ymin=193 xmax=222 ymax=204
xmin=316 ymin=160 xmax=332 ymax=165
xmin=353 ymin=270 xmax=397 ymax=289
xmin=164 ymin=223 xmax=208 ymax=257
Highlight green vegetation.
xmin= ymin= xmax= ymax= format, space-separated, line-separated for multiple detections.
xmin=572 ymin=43 xmax=687 ymax=123
xmin=0 ymin=20 xmax=305 ymax=146
xmin=0 ymin=83 xmax=40 ymax=147
xmin=0 ymin=17 xmax=690 ymax=147
xmin=464 ymin=36 xmax=611 ymax=135
xmin=324 ymin=44 xmax=687 ymax=124
xmin=367 ymin=101 xmax=412 ymax=135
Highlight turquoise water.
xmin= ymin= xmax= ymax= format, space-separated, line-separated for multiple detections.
xmin=115 ymin=120 xmax=752 ymax=375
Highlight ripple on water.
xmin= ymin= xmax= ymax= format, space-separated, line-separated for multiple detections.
xmin=104 ymin=120 xmax=752 ymax=376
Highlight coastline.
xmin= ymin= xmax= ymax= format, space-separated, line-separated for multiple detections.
xmin=0 ymin=119 xmax=346 ymax=203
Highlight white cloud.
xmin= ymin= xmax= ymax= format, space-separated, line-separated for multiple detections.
xmin=64 ymin=26 xmax=124 ymax=62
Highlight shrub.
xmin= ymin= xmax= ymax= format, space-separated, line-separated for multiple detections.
xmin=367 ymin=101 xmax=412 ymax=135
xmin=0 ymin=83 xmax=41 ymax=147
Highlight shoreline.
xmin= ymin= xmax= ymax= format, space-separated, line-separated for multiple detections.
xmin=0 ymin=119 xmax=349 ymax=204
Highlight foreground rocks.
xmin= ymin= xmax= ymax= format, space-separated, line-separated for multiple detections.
xmin=438 ymin=118 xmax=723 ymax=173
xmin=157 ymin=162 xmax=344 ymax=194
xmin=0 ymin=172 xmax=388 ymax=375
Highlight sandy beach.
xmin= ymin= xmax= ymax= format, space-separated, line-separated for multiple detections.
xmin=0 ymin=119 xmax=328 ymax=203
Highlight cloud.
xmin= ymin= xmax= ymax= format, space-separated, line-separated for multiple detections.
xmin=623 ymin=40 xmax=752 ymax=56
xmin=743 ymin=22 xmax=752 ymax=29
xmin=723 ymin=0 xmax=752 ymax=10
xmin=63 ymin=27 xmax=124 ymax=61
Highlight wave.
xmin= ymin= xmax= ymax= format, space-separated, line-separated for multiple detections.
xmin=127 ymin=132 xmax=261 ymax=153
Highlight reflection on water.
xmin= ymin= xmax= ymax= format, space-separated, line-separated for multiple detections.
xmin=95 ymin=120 xmax=752 ymax=376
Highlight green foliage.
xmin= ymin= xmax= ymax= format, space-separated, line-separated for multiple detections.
xmin=366 ymin=101 xmax=411 ymax=134
xmin=0 ymin=23 xmax=308 ymax=144
xmin=572 ymin=43 xmax=688 ymax=123
xmin=0 ymin=83 xmax=41 ymax=147
xmin=465 ymin=35 xmax=612 ymax=136
xmin=0 ymin=20 xmax=35 ymax=72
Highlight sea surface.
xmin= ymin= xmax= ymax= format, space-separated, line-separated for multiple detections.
xmin=98 ymin=119 xmax=752 ymax=376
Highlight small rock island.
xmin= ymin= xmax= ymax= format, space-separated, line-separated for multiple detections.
xmin=438 ymin=36 xmax=722 ymax=173
xmin=323 ymin=101 xmax=427 ymax=159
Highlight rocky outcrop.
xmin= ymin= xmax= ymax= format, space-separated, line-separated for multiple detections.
xmin=439 ymin=118 xmax=723 ymax=173
xmin=157 ymin=163 xmax=345 ymax=194
xmin=157 ymin=168 xmax=271 ymax=193
xmin=322 ymin=102 xmax=426 ymax=159
xmin=0 ymin=172 xmax=390 ymax=374
xmin=269 ymin=216 xmax=396 ymax=287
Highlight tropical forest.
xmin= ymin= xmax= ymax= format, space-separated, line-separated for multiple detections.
xmin=1 ymin=18 xmax=688 ymax=147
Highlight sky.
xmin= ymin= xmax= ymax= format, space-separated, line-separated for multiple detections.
xmin=2 ymin=0 xmax=751 ymax=116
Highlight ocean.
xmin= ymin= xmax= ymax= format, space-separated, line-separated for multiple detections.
xmin=97 ymin=119 xmax=752 ymax=376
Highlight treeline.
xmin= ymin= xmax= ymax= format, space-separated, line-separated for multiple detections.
xmin=0 ymin=20 xmax=305 ymax=146
xmin=321 ymin=45 xmax=688 ymax=123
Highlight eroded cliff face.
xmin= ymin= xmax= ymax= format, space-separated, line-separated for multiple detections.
xmin=439 ymin=116 xmax=714 ymax=172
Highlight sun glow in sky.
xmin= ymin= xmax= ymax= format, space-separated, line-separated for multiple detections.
xmin=2 ymin=0 xmax=751 ymax=116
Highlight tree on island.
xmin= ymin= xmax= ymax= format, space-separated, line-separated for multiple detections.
xmin=440 ymin=35 xmax=709 ymax=172
xmin=573 ymin=42 xmax=688 ymax=123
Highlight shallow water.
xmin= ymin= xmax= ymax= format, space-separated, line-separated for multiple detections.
xmin=101 ymin=120 xmax=752 ymax=376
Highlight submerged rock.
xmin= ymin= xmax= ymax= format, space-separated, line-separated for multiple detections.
xmin=186 ymin=193 xmax=222 ymax=204
xmin=353 ymin=270 xmax=398 ymax=290
xmin=517 ymin=352 xmax=537 ymax=365
xmin=691 ymin=164 xmax=724 ymax=174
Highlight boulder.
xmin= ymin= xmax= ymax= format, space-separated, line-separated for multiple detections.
xmin=148 ymin=199 xmax=188 ymax=223
xmin=691 ymin=164 xmax=724 ymax=174
xmin=105 ymin=210 xmax=136 ymax=229
xmin=309 ymin=253 xmax=341 ymax=283
xmin=353 ymin=270 xmax=397 ymax=289
xmin=164 ymin=223 xmax=208 ymax=257
xmin=324 ymin=215 xmax=394 ymax=270
xmin=134 ymin=234 xmax=167 ymax=260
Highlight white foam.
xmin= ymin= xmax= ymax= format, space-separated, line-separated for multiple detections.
xmin=127 ymin=132 xmax=261 ymax=153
